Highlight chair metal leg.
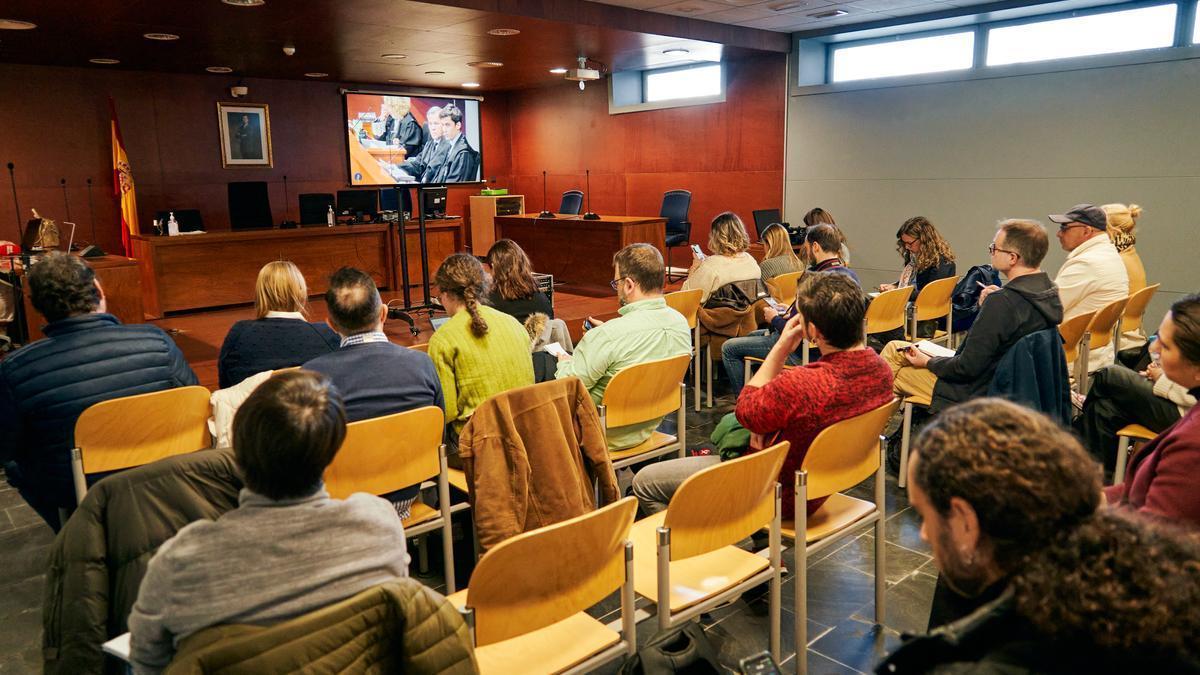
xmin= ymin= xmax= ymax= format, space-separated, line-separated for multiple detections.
xmin=705 ymin=343 xmax=713 ymax=408
xmin=1075 ymin=335 xmax=1091 ymax=396
xmin=677 ymin=385 xmax=687 ymax=459
xmin=71 ymin=448 xmax=87 ymax=506
xmin=693 ymin=326 xmax=701 ymax=412
xmin=417 ymin=534 xmax=430 ymax=574
xmin=770 ymin=484 xmax=782 ymax=663
xmin=795 ymin=471 xmax=808 ymax=675
xmin=874 ymin=440 xmax=886 ymax=625
xmin=438 ymin=449 xmax=456 ymax=593
xmin=1114 ymin=436 xmax=1131 ymax=485
xmin=622 ymin=541 xmax=637 ymax=656
xmin=743 ymin=359 xmax=751 ymax=388
xmin=657 ymin=527 xmax=672 ymax=632
xmin=898 ymin=402 xmax=913 ymax=489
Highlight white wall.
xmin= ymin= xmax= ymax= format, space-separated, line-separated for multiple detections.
xmin=785 ymin=56 xmax=1200 ymax=328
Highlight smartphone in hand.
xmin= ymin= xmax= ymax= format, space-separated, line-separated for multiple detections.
xmin=690 ymin=244 xmax=705 ymax=260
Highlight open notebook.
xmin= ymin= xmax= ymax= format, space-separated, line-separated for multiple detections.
xmin=102 ymin=632 xmax=131 ymax=662
xmin=914 ymin=340 xmax=956 ymax=358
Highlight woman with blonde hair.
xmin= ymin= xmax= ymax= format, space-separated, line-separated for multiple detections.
xmin=1102 ymin=203 xmax=1146 ymax=295
xmin=682 ymin=211 xmax=762 ymax=304
xmin=758 ymin=223 xmax=804 ymax=284
xmin=428 ymin=253 xmax=533 ymax=444
xmin=879 ymin=216 xmax=957 ymax=294
xmin=217 ymin=260 xmax=340 ymax=388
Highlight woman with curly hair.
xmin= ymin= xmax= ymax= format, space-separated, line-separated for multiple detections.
xmin=878 ymin=216 xmax=956 ymax=294
xmin=428 ymin=253 xmax=533 ymax=445
xmin=878 ymin=398 xmax=1200 ymax=674
xmin=485 ymin=239 xmax=552 ymax=323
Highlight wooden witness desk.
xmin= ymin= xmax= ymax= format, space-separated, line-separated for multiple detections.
xmin=131 ymin=225 xmax=397 ymax=318
xmin=495 ymin=214 xmax=666 ymax=288
xmin=16 ymin=254 xmax=145 ymax=341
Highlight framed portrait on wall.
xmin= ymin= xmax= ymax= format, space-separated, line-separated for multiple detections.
xmin=217 ymin=102 xmax=273 ymax=167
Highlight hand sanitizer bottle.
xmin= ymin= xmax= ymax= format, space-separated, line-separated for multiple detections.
xmin=326 ymin=205 xmax=335 ymax=227
xmin=167 ymin=211 xmax=180 ymax=236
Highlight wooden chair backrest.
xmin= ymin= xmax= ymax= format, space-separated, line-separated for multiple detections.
xmin=912 ymin=276 xmax=958 ymax=322
xmin=665 ymin=289 xmax=703 ymax=329
xmin=765 ymin=271 xmax=805 ymax=306
xmin=1086 ymin=297 xmax=1130 ymax=350
xmin=801 ymin=399 xmax=898 ymax=500
xmin=601 ymin=353 xmax=691 ymax=427
xmin=1120 ymin=283 xmax=1160 ymax=334
xmin=75 ymin=386 xmax=212 ymax=474
xmin=865 ymin=286 xmax=914 ymax=335
xmin=323 ymin=406 xmax=443 ymax=500
xmin=409 ymin=342 xmax=430 ymax=353
xmin=1059 ymin=311 xmax=1095 ymax=363
xmin=664 ymin=441 xmax=790 ymax=561
xmin=466 ymin=497 xmax=636 ymax=645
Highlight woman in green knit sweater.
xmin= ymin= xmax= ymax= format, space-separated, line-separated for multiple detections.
xmin=428 ymin=253 xmax=534 ymax=448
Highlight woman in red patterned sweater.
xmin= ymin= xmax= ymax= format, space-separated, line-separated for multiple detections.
xmin=632 ymin=272 xmax=894 ymax=517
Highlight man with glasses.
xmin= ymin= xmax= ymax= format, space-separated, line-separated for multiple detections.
xmin=555 ymin=243 xmax=691 ymax=451
xmin=1050 ymin=203 xmax=1129 ymax=370
xmin=880 ymin=219 xmax=1062 ymax=413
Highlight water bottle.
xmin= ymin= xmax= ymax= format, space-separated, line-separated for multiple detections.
xmin=167 ymin=211 xmax=179 ymax=236
xmin=1148 ymin=334 xmax=1160 ymax=365
xmin=326 ymin=205 xmax=335 ymax=227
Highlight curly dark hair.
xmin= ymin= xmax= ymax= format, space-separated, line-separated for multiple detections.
xmin=28 ymin=252 xmax=101 ymax=322
xmin=895 ymin=216 xmax=955 ymax=272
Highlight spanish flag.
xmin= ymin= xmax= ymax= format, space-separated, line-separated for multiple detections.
xmin=110 ymin=98 xmax=138 ymax=255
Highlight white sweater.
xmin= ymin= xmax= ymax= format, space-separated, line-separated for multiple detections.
xmin=1055 ymin=235 xmax=1129 ymax=370
xmin=682 ymin=252 xmax=762 ymax=304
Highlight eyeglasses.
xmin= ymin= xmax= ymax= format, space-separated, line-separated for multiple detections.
xmin=610 ymin=277 xmax=628 ymax=291
xmin=988 ymin=243 xmax=1019 ymax=258
xmin=1058 ymin=223 xmax=1088 ymax=233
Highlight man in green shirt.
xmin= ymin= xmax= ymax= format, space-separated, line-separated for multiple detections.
xmin=555 ymin=243 xmax=692 ymax=450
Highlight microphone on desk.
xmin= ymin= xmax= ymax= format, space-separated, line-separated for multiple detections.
xmin=537 ymin=170 xmax=554 ymax=219
xmin=60 ymin=178 xmax=72 ymax=223
xmin=7 ymin=163 xmax=21 ymax=236
xmin=582 ymin=169 xmax=600 ymax=220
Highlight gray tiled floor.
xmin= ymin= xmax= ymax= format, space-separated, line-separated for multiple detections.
xmin=0 ymin=381 xmax=933 ymax=675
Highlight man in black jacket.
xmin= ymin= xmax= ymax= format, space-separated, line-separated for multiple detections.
xmin=0 ymin=253 xmax=197 ymax=530
xmin=431 ymin=104 xmax=480 ymax=183
xmin=880 ymin=218 xmax=1063 ymax=413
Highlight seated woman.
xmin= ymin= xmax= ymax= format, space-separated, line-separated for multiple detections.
xmin=803 ymin=207 xmax=851 ymax=265
xmin=217 ymin=261 xmax=339 ymax=388
xmin=757 ymin=223 xmax=804 ymax=285
xmin=1104 ymin=294 xmax=1200 ymax=527
xmin=428 ymin=253 xmax=534 ymax=451
xmin=485 ymin=239 xmax=552 ymax=323
xmin=682 ymin=212 xmax=762 ymax=305
xmin=1104 ymin=202 xmax=1150 ymax=363
xmin=878 ymin=216 xmax=956 ymax=294
xmin=1075 ymin=362 xmax=1194 ymax=472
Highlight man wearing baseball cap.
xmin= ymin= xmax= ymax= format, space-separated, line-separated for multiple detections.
xmin=1049 ymin=203 xmax=1129 ymax=370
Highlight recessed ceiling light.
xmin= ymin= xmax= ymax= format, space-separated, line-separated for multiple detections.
xmin=143 ymin=32 xmax=180 ymax=41
xmin=89 ymin=58 xmax=120 ymax=65
xmin=468 ymin=61 xmax=504 ymax=68
xmin=206 ymin=66 xmax=233 ymax=73
xmin=381 ymin=53 xmax=407 ymax=60
xmin=425 ymin=70 xmax=445 ymax=75
xmin=0 ymin=19 xmax=37 ymax=30
xmin=487 ymin=28 xmax=520 ymax=36
xmin=549 ymin=67 xmax=568 ymax=74
xmin=304 ymin=72 xmax=329 ymax=78
xmin=663 ymin=48 xmax=690 ymax=56
xmin=462 ymin=82 xmax=481 ymax=88
xmin=222 ymin=0 xmax=266 ymax=5
xmin=809 ymin=8 xmax=848 ymax=17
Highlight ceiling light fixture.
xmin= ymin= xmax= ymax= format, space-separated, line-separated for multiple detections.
xmin=768 ymin=1 xmax=805 ymax=11
xmin=425 ymin=70 xmax=445 ymax=75
xmin=0 ymin=19 xmax=37 ymax=30
xmin=381 ymin=53 xmax=407 ymax=60
xmin=89 ymin=58 xmax=120 ymax=65
xmin=809 ymin=8 xmax=848 ymax=17
xmin=468 ymin=61 xmax=503 ymax=68
xmin=206 ymin=66 xmax=233 ymax=73
xmin=662 ymin=48 xmax=690 ymax=56
xmin=304 ymin=71 xmax=329 ymax=77
xmin=487 ymin=28 xmax=520 ymax=36
xmin=143 ymin=32 xmax=180 ymax=41
xmin=462 ymin=82 xmax=481 ymax=88
xmin=549 ymin=67 xmax=568 ymax=74
xmin=221 ymin=0 xmax=266 ymax=5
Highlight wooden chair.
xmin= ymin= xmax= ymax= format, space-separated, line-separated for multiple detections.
xmin=323 ymin=406 xmax=461 ymax=592
xmin=766 ymin=271 xmax=804 ymax=307
xmin=665 ymin=288 xmax=703 ymax=412
xmin=897 ymin=392 xmax=931 ymax=490
xmin=906 ymin=276 xmax=958 ymax=344
xmin=1059 ymin=310 xmax=1096 ymax=394
xmin=1077 ymin=297 xmax=1130 ymax=393
xmin=790 ymin=399 xmax=897 ymax=675
xmin=1117 ymin=283 xmax=1160 ymax=352
xmin=743 ymin=348 xmax=806 ymax=393
xmin=865 ymin=286 xmax=914 ymax=342
xmin=71 ymin=386 xmax=212 ymax=505
xmin=600 ymin=354 xmax=691 ymax=470
xmin=450 ymin=497 xmax=638 ymax=674
xmin=630 ymin=441 xmax=789 ymax=661
xmin=409 ymin=342 xmax=430 ymax=353
xmin=1113 ymin=424 xmax=1157 ymax=486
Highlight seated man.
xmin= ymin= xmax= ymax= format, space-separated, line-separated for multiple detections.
xmin=128 ymin=370 xmax=408 ymax=672
xmin=880 ymin=219 xmax=1063 ymax=414
xmin=1050 ymin=203 xmax=1129 ymax=370
xmin=633 ymin=272 xmax=894 ymax=518
xmin=804 ymin=223 xmax=859 ymax=285
xmin=555 ymin=243 xmax=691 ymax=450
xmin=304 ymin=267 xmax=443 ymax=517
xmin=0 ymin=252 xmax=197 ymax=530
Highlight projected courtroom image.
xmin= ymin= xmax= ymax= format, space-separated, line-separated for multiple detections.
xmin=344 ymin=94 xmax=482 ymax=185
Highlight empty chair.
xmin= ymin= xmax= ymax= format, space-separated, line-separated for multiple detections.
xmin=71 ymin=386 xmax=213 ymax=504
xmin=1117 ymin=283 xmax=1160 ymax=351
xmin=661 ymin=189 xmax=692 ymax=281
xmin=1077 ymin=297 xmax=1131 ymax=391
xmin=298 ymin=193 xmax=335 ymax=224
xmin=1114 ymin=424 xmax=1157 ymax=485
xmin=865 ymin=285 xmax=914 ymax=342
xmin=323 ymin=406 xmax=459 ymax=592
xmin=1060 ymin=310 xmax=1096 ymax=394
xmin=450 ymin=498 xmax=638 ymax=674
xmin=559 ymin=189 xmax=584 ymax=215
xmin=228 ymin=181 xmax=273 ymax=230
xmin=600 ymin=354 xmax=691 ymax=470
xmin=765 ymin=271 xmax=804 ymax=307
xmin=665 ymin=288 xmax=704 ymax=412
xmin=907 ymin=275 xmax=958 ymax=343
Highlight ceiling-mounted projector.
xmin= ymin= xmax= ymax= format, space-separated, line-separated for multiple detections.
xmin=564 ymin=56 xmax=601 ymax=89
